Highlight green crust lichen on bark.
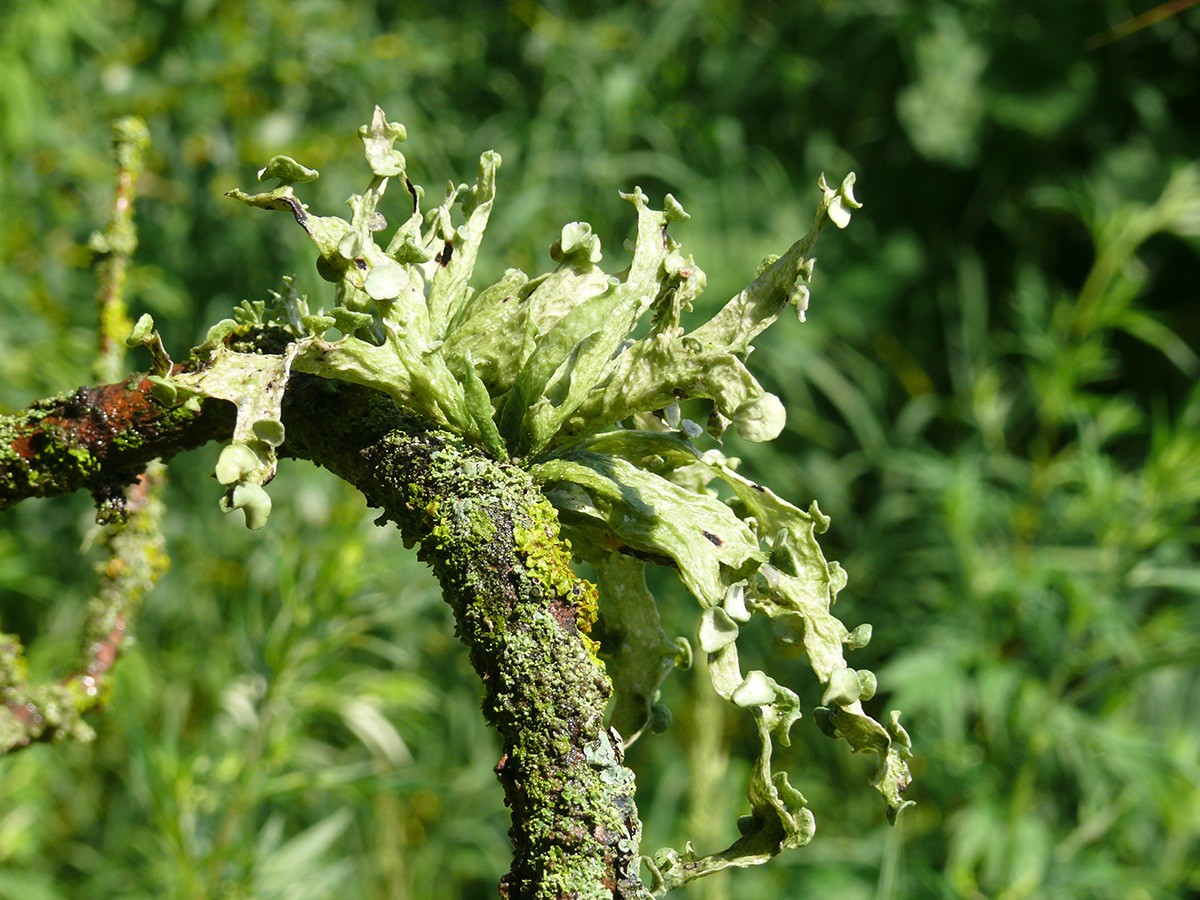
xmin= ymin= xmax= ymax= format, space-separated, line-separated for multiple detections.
xmin=275 ymin=379 xmax=646 ymax=898
xmin=513 ymin=500 xmax=602 ymax=657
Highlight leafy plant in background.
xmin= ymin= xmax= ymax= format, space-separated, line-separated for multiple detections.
xmin=1 ymin=109 xmax=911 ymax=896
xmin=866 ymin=160 xmax=1200 ymax=899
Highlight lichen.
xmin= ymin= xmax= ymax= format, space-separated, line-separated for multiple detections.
xmin=2 ymin=109 xmax=910 ymax=895
xmin=206 ymin=112 xmax=906 ymax=893
xmin=0 ymin=679 xmax=96 ymax=754
xmin=514 ymin=501 xmax=600 ymax=650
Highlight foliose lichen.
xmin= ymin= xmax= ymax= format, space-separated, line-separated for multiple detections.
xmin=176 ymin=108 xmax=912 ymax=891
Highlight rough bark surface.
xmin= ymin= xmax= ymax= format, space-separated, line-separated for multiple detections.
xmin=0 ymin=375 xmax=234 ymax=512
xmin=281 ymin=377 xmax=649 ymax=899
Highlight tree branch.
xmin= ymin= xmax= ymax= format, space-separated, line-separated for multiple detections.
xmin=2 ymin=371 xmax=651 ymax=897
xmin=281 ymin=376 xmax=649 ymax=899
xmin=0 ymin=375 xmax=234 ymax=513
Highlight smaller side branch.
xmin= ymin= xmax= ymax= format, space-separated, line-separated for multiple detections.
xmin=0 ymin=375 xmax=235 ymax=512
xmin=0 ymin=115 xmax=173 ymax=757
xmin=1 ymin=465 xmax=163 ymax=752
xmin=0 ymin=464 xmax=171 ymax=755
xmin=91 ymin=116 xmax=151 ymax=385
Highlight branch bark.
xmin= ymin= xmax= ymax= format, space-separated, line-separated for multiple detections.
xmin=1 ymin=371 xmax=651 ymax=899
xmin=0 ymin=375 xmax=234 ymax=513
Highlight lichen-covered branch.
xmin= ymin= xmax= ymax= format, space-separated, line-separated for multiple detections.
xmin=279 ymin=376 xmax=649 ymax=899
xmin=0 ymin=115 xmax=173 ymax=757
xmin=91 ymin=116 xmax=151 ymax=385
xmin=0 ymin=464 xmax=168 ymax=754
xmin=3 ymin=367 xmax=651 ymax=895
xmin=2 ymin=108 xmax=913 ymax=897
xmin=0 ymin=375 xmax=235 ymax=512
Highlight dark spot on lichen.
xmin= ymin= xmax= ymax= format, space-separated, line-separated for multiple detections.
xmin=405 ymin=176 xmax=418 ymax=214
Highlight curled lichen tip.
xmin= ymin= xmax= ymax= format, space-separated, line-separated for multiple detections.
xmin=220 ymin=482 xmax=272 ymax=530
xmin=732 ymin=393 xmax=786 ymax=442
xmin=551 ymin=221 xmax=603 ymax=264
xmin=846 ymin=623 xmax=873 ymax=649
xmin=215 ymin=443 xmax=261 ymax=485
xmin=819 ymin=171 xmax=862 ymax=230
xmin=125 ymin=313 xmax=155 ymax=347
xmin=359 ymin=106 xmax=407 ymax=177
xmin=258 ymin=155 xmax=319 ymax=186
xmin=698 ymin=607 xmax=739 ymax=653
xmin=822 ymin=667 xmax=863 ymax=707
xmin=663 ymin=193 xmax=689 ymax=222
xmin=731 ymin=670 xmax=777 ymax=708
xmin=364 ymin=263 xmax=410 ymax=300
xmin=146 ymin=375 xmax=178 ymax=406
xmin=252 ymin=418 xmax=286 ymax=448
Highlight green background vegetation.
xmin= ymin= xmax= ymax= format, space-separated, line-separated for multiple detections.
xmin=3 ymin=1 xmax=1199 ymax=898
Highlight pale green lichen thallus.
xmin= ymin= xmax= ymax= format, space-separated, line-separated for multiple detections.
xmin=143 ymin=107 xmax=909 ymax=892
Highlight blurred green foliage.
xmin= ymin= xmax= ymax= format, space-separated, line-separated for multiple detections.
xmin=2 ymin=1 xmax=1199 ymax=898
